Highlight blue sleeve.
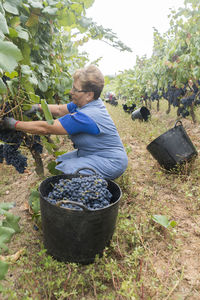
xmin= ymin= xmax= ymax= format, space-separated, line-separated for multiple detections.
xmin=67 ymin=102 xmax=77 ymax=113
xmin=58 ymin=111 xmax=100 ymax=135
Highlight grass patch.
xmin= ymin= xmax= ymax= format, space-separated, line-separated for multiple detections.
xmin=0 ymin=100 xmax=200 ymax=299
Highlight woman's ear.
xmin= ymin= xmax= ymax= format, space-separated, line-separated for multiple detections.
xmin=87 ymin=91 xmax=94 ymax=101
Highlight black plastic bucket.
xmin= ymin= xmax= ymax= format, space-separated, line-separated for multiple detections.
xmin=39 ymin=172 xmax=122 ymax=264
xmin=131 ymin=106 xmax=150 ymax=121
xmin=147 ymin=121 xmax=198 ymax=171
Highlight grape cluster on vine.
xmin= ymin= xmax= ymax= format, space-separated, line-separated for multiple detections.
xmin=122 ymin=103 xmax=136 ymax=114
xmin=0 ymin=125 xmax=27 ymax=173
xmin=144 ymin=81 xmax=200 ymax=118
xmin=3 ymin=144 xmax=28 ymax=173
xmin=0 ymin=102 xmax=43 ymax=173
xmin=47 ymin=175 xmax=113 ymax=211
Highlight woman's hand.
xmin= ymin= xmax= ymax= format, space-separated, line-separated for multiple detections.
xmin=24 ymin=104 xmax=40 ymax=117
xmin=0 ymin=117 xmax=18 ymax=130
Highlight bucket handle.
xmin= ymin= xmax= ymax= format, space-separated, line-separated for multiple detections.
xmin=75 ymin=167 xmax=97 ymax=175
xmin=174 ymin=120 xmax=183 ymax=127
xmin=56 ymin=200 xmax=90 ymax=211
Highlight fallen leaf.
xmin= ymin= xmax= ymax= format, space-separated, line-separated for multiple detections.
xmin=19 ymin=202 xmax=30 ymax=211
xmin=0 ymin=248 xmax=25 ymax=263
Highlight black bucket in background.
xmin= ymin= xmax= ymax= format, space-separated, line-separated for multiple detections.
xmin=39 ymin=173 xmax=122 ymax=264
xmin=147 ymin=120 xmax=198 ymax=171
xmin=131 ymin=106 xmax=150 ymax=121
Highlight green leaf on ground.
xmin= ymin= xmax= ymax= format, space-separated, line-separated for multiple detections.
xmin=2 ymin=212 xmax=20 ymax=233
xmin=0 ymin=203 xmax=14 ymax=211
xmin=0 ymin=226 xmax=15 ymax=251
xmin=0 ymin=260 xmax=9 ymax=280
xmin=28 ymin=190 xmax=40 ymax=215
xmin=152 ymin=215 xmax=176 ymax=229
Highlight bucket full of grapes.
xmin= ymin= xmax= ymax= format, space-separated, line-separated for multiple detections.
xmin=39 ymin=168 xmax=122 ymax=264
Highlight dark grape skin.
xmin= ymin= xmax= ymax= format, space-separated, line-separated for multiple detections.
xmin=3 ymin=145 xmax=27 ymax=173
xmin=0 ymin=102 xmax=43 ymax=173
xmin=0 ymin=129 xmax=23 ymax=149
xmin=47 ymin=175 xmax=113 ymax=211
xmin=0 ymin=129 xmax=29 ymax=174
xmin=122 ymin=103 xmax=136 ymax=114
xmin=148 ymin=83 xmax=199 ymax=118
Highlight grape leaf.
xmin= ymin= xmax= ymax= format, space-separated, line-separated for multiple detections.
xmin=41 ymin=99 xmax=54 ymax=125
xmin=0 ymin=40 xmax=22 ymax=72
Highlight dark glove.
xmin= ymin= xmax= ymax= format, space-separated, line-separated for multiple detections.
xmin=0 ymin=117 xmax=18 ymax=130
xmin=24 ymin=104 xmax=40 ymax=117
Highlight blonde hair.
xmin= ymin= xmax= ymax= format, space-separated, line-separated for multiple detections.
xmin=73 ymin=65 xmax=104 ymax=99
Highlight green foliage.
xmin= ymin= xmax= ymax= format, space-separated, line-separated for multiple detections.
xmin=0 ymin=260 xmax=9 ymax=281
xmin=0 ymin=202 xmax=20 ymax=281
xmin=41 ymin=99 xmax=53 ymax=125
xmin=1 ymin=212 xmax=20 ymax=233
xmin=152 ymin=215 xmax=177 ymax=229
xmin=28 ymin=190 xmax=40 ymax=217
xmin=0 ymin=226 xmax=15 ymax=251
xmin=0 ymin=0 xmax=131 ymax=175
xmin=0 ymin=203 xmax=20 ymax=250
xmin=47 ymin=161 xmax=63 ymax=175
xmin=0 ymin=0 xmax=131 ymax=104
xmin=1 ymin=101 xmax=200 ymax=298
xmin=0 ymin=40 xmax=22 ymax=72
xmin=106 ymin=1 xmax=200 ymax=105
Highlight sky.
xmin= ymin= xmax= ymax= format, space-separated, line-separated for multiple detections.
xmin=80 ymin=0 xmax=185 ymax=76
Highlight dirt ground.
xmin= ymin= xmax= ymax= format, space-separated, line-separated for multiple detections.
xmin=127 ymin=117 xmax=200 ymax=299
xmin=1 ymin=106 xmax=200 ymax=299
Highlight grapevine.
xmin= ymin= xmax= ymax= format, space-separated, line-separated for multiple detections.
xmin=106 ymin=1 xmax=200 ymax=123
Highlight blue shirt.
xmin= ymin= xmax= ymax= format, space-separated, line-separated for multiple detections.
xmin=58 ymin=103 xmax=100 ymax=135
xmin=56 ymin=99 xmax=128 ymax=180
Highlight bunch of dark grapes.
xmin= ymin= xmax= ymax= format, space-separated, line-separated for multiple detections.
xmin=0 ymin=102 xmax=43 ymax=173
xmin=0 ymin=128 xmax=23 ymax=148
xmin=24 ymin=135 xmax=43 ymax=154
xmin=0 ymin=118 xmax=25 ymax=173
xmin=122 ymin=103 xmax=136 ymax=114
xmin=181 ymin=94 xmax=195 ymax=108
xmin=47 ymin=175 xmax=113 ymax=211
xmin=0 ymin=102 xmax=27 ymax=173
xmin=3 ymin=144 xmax=27 ymax=173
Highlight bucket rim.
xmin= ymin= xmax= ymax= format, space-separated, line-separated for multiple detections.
xmin=146 ymin=123 xmax=185 ymax=149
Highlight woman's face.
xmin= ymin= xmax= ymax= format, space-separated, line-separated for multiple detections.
xmin=70 ymin=79 xmax=92 ymax=107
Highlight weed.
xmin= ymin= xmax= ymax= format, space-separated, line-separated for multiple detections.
xmin=0 ymin=101 xmax=200 ymax=299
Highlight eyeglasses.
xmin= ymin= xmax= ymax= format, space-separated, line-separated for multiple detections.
xmin=71 ymin=86 xmax=89 ymax=93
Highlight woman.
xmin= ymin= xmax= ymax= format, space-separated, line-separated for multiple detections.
xmin=2 ymin=65 xmax=128 ymax=179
